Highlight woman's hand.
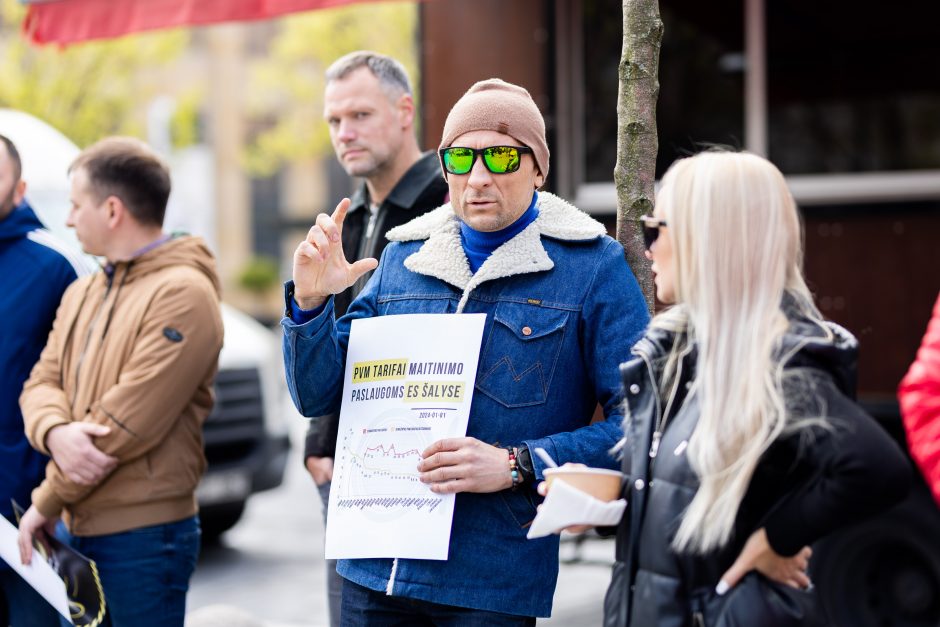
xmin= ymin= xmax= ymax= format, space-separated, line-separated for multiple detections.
xmin=718 ymin=528 xmax=812 ymax=594
xmin=536 ymin=463 xmax=593 ymax=535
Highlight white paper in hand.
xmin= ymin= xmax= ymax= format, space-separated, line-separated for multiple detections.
xmin=527 ymin=479 xmax=627 ymax=539
xmin=326 ymin=313 xmax=487 ymax=560
xmin=0 ymin=516 xmax=71 ymax=621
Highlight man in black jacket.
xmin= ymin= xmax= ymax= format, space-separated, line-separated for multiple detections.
xmin=303 ymin=50 xmax=448 ymax=626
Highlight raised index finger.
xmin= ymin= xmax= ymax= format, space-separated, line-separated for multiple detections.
xmin=332 ymin=197 xmax=352 ymax=228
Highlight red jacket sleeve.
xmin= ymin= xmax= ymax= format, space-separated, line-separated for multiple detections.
xmin=898 ymin=291 xmax=940 ymax=505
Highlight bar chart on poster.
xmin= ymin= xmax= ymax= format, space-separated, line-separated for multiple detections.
xmin=325 ymin=314 xmax=486 ymax=560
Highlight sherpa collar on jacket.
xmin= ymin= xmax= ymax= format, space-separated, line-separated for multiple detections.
xmin=386 ymin=191 xmax=605 ymax=312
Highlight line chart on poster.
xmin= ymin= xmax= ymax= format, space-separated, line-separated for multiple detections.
xmin=333 ymin=410 xmax=443 ymax=516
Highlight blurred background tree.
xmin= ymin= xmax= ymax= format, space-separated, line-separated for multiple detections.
xmin=0 ymin=0 xmax=417 ymax=169
xmin=0 ymin=0 xmax=419 ymax=319
xmin=0 ymin=0 xmax=192 ymax=147
xmin=237 ymin=255 xmax=280 ymax=294
xmin=243 ymin=2 xmax=417 ymax=175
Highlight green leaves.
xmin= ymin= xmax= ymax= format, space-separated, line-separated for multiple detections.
xmin=0 ymin=0 xmax=188 ymax=148
xmin=243 ymin=2 xmax=419 ymax=175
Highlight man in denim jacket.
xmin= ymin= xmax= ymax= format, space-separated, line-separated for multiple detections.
xmin=282 ymin=79 xmax=649 ymax=625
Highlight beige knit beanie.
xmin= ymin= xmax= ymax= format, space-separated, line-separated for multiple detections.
xmin=439 ymin=78 xmax=549 ymax=180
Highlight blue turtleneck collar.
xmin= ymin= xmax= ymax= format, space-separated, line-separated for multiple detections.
xmin=460 ymin=191 xmax=540 ymax=274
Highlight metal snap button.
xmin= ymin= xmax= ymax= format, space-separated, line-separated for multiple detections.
xmin=522 ymin=326 xmax=532 ymax=336
xmin=634 ymin=478 xmax=645 ymax=491
xmin=629 ymin=384 xmax=640 ymax=394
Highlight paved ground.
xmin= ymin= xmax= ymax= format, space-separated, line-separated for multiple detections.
xmin=187 ymin=423 xmax=614 ymax=626
xmin=542 ymin=536 xmax=613 ymax=626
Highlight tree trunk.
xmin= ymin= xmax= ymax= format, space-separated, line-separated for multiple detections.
xmin=615 ymin=0 xmax=662 ymax=312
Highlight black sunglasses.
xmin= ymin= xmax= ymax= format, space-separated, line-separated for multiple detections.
xmin=439 ymin=145 xmax=534 ymax=175
xmin=639 ymin=215 xmax=668 ymax=250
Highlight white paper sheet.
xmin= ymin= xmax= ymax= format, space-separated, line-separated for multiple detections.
xmin=325 ymin=313 xmax=487 ymax=560
xmin=526 ymin=479 xmax=627 ymax=539
xmin=0 ymin=516 xmax=71 ymax=622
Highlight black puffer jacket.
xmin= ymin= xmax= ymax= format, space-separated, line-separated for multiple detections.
xmin=604 ymin=311 xmax=912 ymax=627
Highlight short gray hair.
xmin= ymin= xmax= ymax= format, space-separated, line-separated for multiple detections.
xmin=325 ymin=51 xmax=413 ymax=100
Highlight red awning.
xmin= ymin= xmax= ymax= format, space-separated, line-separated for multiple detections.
xmin=22 ymin=0 xmax=381 ymax=46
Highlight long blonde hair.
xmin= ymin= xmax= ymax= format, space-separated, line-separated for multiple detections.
xmin=652 ymin=151 xmax=821 ymax=554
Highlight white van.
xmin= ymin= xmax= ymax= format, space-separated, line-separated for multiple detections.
xmin=0 ymin=109 xmax=290 ymax=537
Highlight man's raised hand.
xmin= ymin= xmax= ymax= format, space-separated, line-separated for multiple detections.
xmin=292 ymin=198 xmax=379 ymax=310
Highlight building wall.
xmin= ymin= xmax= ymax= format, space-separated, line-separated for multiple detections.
xmin=419 ymin=0 xmax=551 ymax=151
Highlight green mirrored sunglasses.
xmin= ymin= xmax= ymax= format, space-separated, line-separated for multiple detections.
xmin=439 ymin=145 xmax=534 ymax=175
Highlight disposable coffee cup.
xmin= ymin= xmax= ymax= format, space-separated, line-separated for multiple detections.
xmin=542 ymin=467 xmax=623 ymax=502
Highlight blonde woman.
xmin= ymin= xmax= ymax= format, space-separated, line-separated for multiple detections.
xmin=604 ymin=152 xmax=911 ymax=626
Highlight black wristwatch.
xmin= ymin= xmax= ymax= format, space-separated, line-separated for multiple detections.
xmin=284 ymin=280 xmax=297 ymax=317
xmin=516 ymin=444 xmax=536 ymax=485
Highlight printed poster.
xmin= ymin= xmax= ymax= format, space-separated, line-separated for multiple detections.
xmin=325 ymin=313 xmax=486 ymax=560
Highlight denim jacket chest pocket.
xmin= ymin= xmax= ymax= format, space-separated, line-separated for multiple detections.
xmin=477 ymin=302 xmax=570 ymax=407
xmin=378 ymin=294 xmax=456 ymax=316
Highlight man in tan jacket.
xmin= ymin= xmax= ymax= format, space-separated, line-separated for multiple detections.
xmin=17 ymin=137 xmax=224 ymax=627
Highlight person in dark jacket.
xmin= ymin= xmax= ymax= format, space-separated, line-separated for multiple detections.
xmin=0 ymin=134 xmax=86 ymax=625
xmin=301 ymin=51 xmax=449 ymax=627
xmin=602 ymin=151 xmax=911 ymax=626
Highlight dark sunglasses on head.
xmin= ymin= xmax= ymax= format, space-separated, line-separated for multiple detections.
xmin=639 ymin=215 xmax=668 ymax=250
xmin=439 ymin=145 xmax=534 ymax=175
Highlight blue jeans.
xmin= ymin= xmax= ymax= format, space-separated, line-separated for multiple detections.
xmin=0 ymin=565 xmax=62 ymax=626
xmin=340 ymin=579 xmax=536 ymax=627
xmin=58 ymin=516 xmax=200 ymax=627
